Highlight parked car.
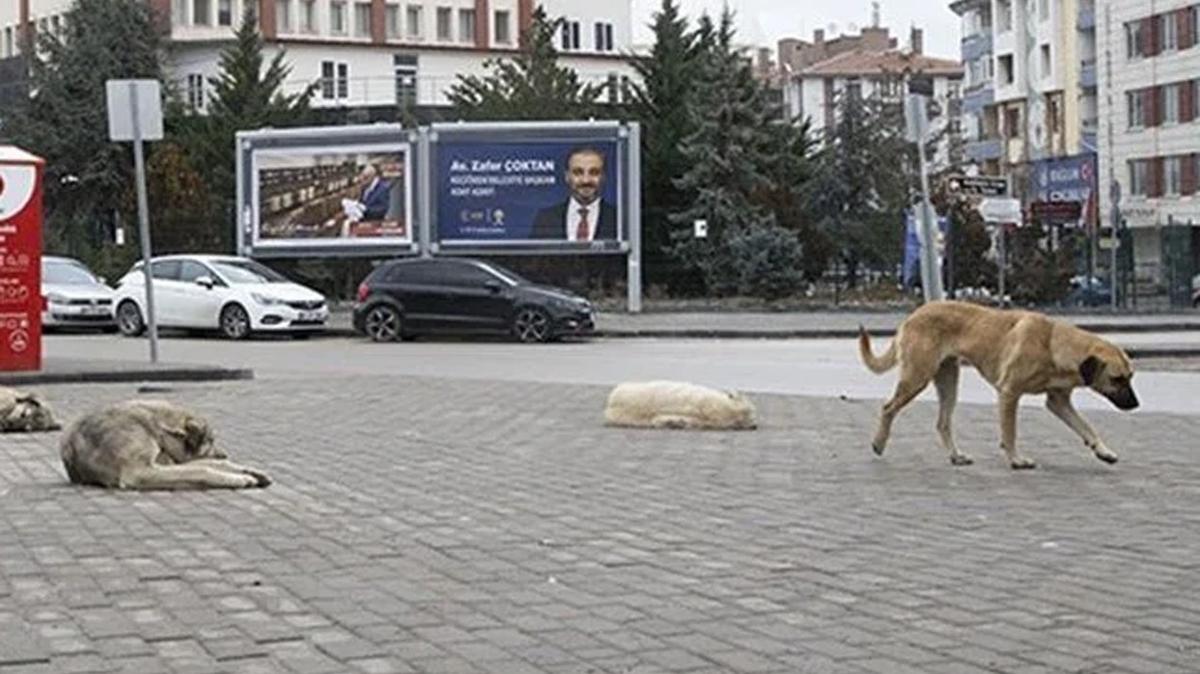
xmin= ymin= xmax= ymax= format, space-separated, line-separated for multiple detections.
xmin=1065 ymin=275 xmax=1113 ymax=308
xmin=353 ymin=258 xmax=594 ymax=343
xmin=113 ymin=255 xmax=329 ymax=340
xmin=41 ymin=256 xmax=116 ymax=331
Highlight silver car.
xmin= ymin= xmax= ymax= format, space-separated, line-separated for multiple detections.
xmin=41 ymin=256 xmax=116 ymax=331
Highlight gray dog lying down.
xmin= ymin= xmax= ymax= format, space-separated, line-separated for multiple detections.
xmin=61 ymin=399 xmax=271 ymax=490
xmin=604 ymin=381 xmax=758 ymax=430
xmin=0 ymin=385 xmax=62 ymax=432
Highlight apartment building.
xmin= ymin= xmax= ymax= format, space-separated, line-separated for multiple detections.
xmin=0 ymin=0 xmax=636 ymax=117
xmin=1096 ymin=0 xmax=1200 ymax=283
xmin=951 ymin=0 xmax=1099 ymax=232
xmin=780 ymin=25 xmax=963 ymax=171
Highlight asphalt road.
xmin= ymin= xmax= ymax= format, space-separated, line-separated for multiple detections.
xmin=45 ymin=332 xmax=1200 ymax=416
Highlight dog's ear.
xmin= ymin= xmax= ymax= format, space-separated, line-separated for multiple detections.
xmin=183 ymin=417 xmax=210 ymax=449
xmin=15 ymin=393 xmax=40 ymax=406
xmin=1079 ymin=356 xmax=1104 ymax=386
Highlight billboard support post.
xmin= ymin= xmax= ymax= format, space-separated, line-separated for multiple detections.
xmin=627 ymin=122 xmax=642 ymax=313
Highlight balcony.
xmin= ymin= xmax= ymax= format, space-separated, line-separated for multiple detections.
xmin=962 ymin=84 xmax=995 ymax=114
xmin=1080 ymin=58 xmax=1096 ymax=88
xmin=961 ymin=33 xmax=993 ymax=62
xmin=966 ymin=137 xmax=1003 ymax=162
xmin=1078 ymin=1 xmax=1096 ymax=30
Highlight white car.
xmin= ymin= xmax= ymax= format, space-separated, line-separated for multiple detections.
xmin=113 ymin=255 xmax=329 ymax=339
xmin=42 ymin=256 xmax=116 ymax=331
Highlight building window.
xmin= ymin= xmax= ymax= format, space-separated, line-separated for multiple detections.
xmin=1164 ymin=156 xmax=1182 ymax=195
xmin=1130 ymin=160 xmax=1147 ymax=196
xmin=1126 ymin=22 xmax=1144 ymax=58
xmin=436 ymin=7 xmax=451 ymax=40
xmin=998 ymin=54 xmax=1014 ymax=85
xmin=494 ymin=10 xmax=511 ymax=44
xmin=1047 ymin=95 xmax=1060 ymax=134
xmin=276 ymin=0 xmax=292 ymax=33
xmin=51 ymin=15 xmax=61 ymax=35
xmin=218 ymin=0 xmax=232 ymax=26
xmin=561 ymin=20 xmax=581 ymax=50
xmin=331 ymin=1 xmax=347 ymax=34
xmin=997 ymin=0 xmax=1012 ymax=32
xmin=3 ymin=27 xmax=12 ymax=57
xmin=394 ymin=54 xmax=417 ymax=107
xmin=186 ymin=73 xmax=204 ymax=111
xmin=1040 ymin=44 xmax=1051 ymax=79
xmin=354 ymin=2 xmax=371 ymax=37
xmin=1161 ymin=14 xmax=1178 ymax=52
xmin=1038 ymin=0 xmax=1049 ymax=21
xmin=301 ymin=0 xmax=317 ymax=33
xmin=193 ymin=0 xmax=211 ymax=25
xmin=1164 ymin=84 xmax=1180 ymax=124
xmin=1004 ymin=106 xmax=1020 ymax=139
xmin=385 ymin=4 xmax=400 ymax=38
xmin=174 ymin=0 xmax=187 ymax=25
xmin=407 ymin=6 xmax=423 ymax=39
xmin=1128 ymin=90 xmax=1145 ymax=127
xmin=458 ymin=8 xmax=475 ymax=42
xmin=594 ymin=22 xmax=614 ymax=52
xmin=321 ymin=61 xmax=348 ymax=99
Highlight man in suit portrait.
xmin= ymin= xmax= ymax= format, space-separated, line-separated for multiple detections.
xmin=530 ymin=147 xmax=618 ymax=241
xmin=346 ymin=163 xmax=393 ymax=223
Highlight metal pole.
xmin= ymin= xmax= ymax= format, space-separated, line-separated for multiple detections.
xmin=627 ymin=122 xmax=642 ymax=313
xmin=998 ymin=224 xmax=1007 ymax=305
xmin=129 ymin=82 xmax=159 ymax=364
xmin=916 ymin=131 xmax=944 ymax=302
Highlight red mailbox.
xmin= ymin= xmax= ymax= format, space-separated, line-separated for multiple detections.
xmin=0 ymin=147 xmax=44 ymax=372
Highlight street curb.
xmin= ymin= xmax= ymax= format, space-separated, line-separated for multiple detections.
xmin=325 ymin=325 xmax=1200 ymax=340
xmin=0 ymin=367 xmax=255 ymax=386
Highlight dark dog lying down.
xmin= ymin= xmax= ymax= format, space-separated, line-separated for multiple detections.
xmin=61 ymin=399 xmax=271 ymax=490
xmin=0 ymin=386 xmax=61 ymax=432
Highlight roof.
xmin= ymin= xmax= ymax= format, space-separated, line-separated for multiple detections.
xmin=800 ymin=49 xmax=963 ymax=78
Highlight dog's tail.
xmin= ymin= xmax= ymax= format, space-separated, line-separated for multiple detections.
xmin=858 ymin=326 xmax=898 ymax=374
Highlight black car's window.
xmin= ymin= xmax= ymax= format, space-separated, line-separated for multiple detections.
xmin=150 ymin=260 xmax=181 ymax=281
xmin=178 ymin=260 xmax=212 ymax=283
xmin=385 ymin=262 xmax=438 ymax=284
xmin=439 ymin=263 xmax=496 ymax=287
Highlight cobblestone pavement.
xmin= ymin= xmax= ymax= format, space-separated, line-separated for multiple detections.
xmin=1 ymin=376 xmax=1198 ymax=673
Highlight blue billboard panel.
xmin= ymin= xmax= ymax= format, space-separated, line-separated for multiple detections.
xmin=437 ymin=141 xmax=621 ymax=243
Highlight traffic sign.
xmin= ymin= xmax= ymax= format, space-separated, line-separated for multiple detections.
xmin=948 ymin=175 xmax=1009 ymax=197
xmin=978 ymin=197 xmax=1022 ymax=223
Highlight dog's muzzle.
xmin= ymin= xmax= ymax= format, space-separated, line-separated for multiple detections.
xmin=1109 ymin=388 xmax=1140 ymax=411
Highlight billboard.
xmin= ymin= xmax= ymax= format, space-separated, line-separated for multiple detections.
xmin=903 ymin=208 xmax=949 ymax=288
xmin=436 ymin=140 xmax=621 ymax=244
xmin=1028 ymin=153 xmax=1097 ymax=228
xmin=252 ymin=143 xmax=413 ymax=248
xmin=0 ymin=147 xmax=44 ymax=372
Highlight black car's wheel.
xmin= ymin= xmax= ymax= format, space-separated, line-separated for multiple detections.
xmin=219 ymin=304 xmax=252 ymax=340
xmin=513 ymin=306 xmax=552 ymax=343
xmin=116 ymin=301 xmax=145 ymax=337
xmin=364 ymin=304 xmax=402 ymax=342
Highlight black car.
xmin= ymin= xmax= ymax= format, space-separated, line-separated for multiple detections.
xmin=352 ymin=258 xmax=594 ymax=343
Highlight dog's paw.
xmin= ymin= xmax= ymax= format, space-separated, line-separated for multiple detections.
xmin=871 ymin=442 xmax=885 ymax=456
xmin=1094 ymin=450 xmax=1119 ymax=465
xmin=1010 ymin=456 xmax=1037 ymax=470
xmin=949 ymin=453 xmax=974 ymax=466
xmin=245 ymin=470 xmax=272 ymax=488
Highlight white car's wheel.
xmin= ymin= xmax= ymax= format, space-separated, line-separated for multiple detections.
xmin=116 ymin=301 xmax=145 ymax=337
xmin=219 ymin=304 xmax=252 ymax=340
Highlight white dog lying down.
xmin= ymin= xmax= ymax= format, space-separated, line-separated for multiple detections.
xmin=604 ymin=381 xmax=757 ymax=430
xmin=61 ymin=399 xmax=271 ymax=490
xmin=0 ymin=385 xmax=61 ymax=432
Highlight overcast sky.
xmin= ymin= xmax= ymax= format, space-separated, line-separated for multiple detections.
xmin=631 ymin=0 xmax=962 ymax=59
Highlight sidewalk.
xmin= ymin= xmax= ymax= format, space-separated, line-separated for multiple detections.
xmin=326 ymin=307 xmax=1200 ymax=339
xmin=0 ymin=357 xmax=253 ymax=386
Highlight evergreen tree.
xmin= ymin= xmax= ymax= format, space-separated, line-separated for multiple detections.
xmin=627 ymin=0 xmax=703 ymax=291
xmin=758 ymin=116 xmax=829 ymax=281
xmin=807 ymin=80 xmax=913 ymax=287
xmin=174 ymin=6 xmax=313 ymax=251
xmin=1 ymin=0 xmax=164 ymax=255
xmin=669 ymin=9 xmax=783 ymax=295
xmin=447 ymin=7 xmax=601 ymax=120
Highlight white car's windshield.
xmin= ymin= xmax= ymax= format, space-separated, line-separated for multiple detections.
xmin=43 ymin=262 xmax=99 ymax=285
xmin=209 ymin=260 xmax=288 ymax=284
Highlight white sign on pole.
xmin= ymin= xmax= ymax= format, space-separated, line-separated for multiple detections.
xmin=106 ymin=80 xmax=164 ymax=142
xmin=978 ymin=198 xmax=1022 ymax=224
xmin=693 ymin=219 xmax=708 ymax=239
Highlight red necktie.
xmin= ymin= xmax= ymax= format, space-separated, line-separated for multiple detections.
xmin=576 ymin=207 xmax=591 ymax=241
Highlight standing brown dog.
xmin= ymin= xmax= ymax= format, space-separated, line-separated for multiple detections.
xmin=859 ymin=301 xmax=1138 ymax=469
